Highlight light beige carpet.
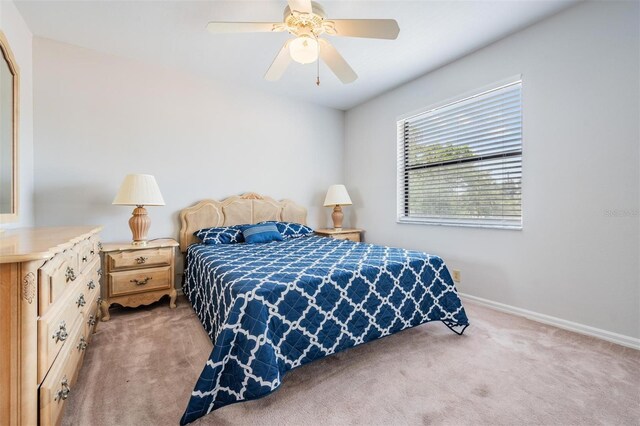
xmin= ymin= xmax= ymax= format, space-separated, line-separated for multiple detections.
xmin=61 ymin=296 xmax=640 ymax=426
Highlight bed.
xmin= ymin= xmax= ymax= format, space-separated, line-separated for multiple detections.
xmin=178 ymin=193 xmax=469 ymax=425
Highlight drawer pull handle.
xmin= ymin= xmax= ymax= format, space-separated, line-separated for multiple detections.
xmin=88 ymin=315 xmax=97 ymax=327
xmin=82 ymin=256 xmax=88 ymax=262
xmin=97 ymin=297 xmax=103 ymax=307
xmin=135 ymin=256 xmax=148 ymax=264
xmin=130 ymin=277 xmax=152 ymax=286
xmin=87 ymin=280 xmax=96 ymax=290
xmin=52 ymin=321 xmax=68 ymax=343
xmin=54 ymin=377 xmax=71 ymax=401
xmin=77 ymin=336 xmax=88 ymax=351
xmin=90 ymin=249 xmax=95 ymax=255
xmin=97 ymin=268 xmax=103 ymax=277
xmin=97 ymin=242 xmax=103 ymax=251
xmin=66 ymin=266 xmax=76 ymax=282
xmin=76 ymin=293 xmax=86 ymax=308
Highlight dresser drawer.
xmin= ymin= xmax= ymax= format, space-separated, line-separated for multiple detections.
xmin=37 ymin=278 xmax=87 ymax=382
xmin=81 ymin=258 xmax=101 ymax=307
xmin=39 ymin=250 xmax=80 ymax=315
xmin=39 ymin=316 xmax=87 ymax=426
xmin=109 ymin=266 xmax=172 ymax=297
xmin=78 ymin=238 xmax=99 ymax=273
xmin=83 ymin=285 xmax=101 ymax=340
xmin=66 ymin=244 xmax=81 ymax=278
xmin=106 ymin=247 xmax=173 ymax=271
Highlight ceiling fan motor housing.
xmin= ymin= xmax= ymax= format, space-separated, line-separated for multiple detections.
xmin=282 ymin=2 xmax=335 ymax=37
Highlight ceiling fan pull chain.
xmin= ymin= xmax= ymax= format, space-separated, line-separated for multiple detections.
xmin=316 ymin=40 xmax=321 ymax=86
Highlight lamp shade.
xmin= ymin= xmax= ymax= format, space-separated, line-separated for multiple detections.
xmin=113 ymin=174 xmax=165 ymax=206
xmin=323 ymin=184 xmax=352 ymax=207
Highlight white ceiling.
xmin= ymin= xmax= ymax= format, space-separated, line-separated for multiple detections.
xmin=16 ymin=0 xmax=578 ymax=110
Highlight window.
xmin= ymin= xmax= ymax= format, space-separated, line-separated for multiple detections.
xmin=397 ymin=80 xmax=523 ymax=229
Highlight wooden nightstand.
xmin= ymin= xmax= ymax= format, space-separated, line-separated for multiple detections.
xmin=315 ymin=228 xmax=363 ymax=242
xmin=99 ymin=238 xmax=178 ymax=321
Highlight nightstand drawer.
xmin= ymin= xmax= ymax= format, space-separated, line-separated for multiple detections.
xmin=330 ymin=232 xmax=361 ymax=242
xmin=315 ymin=228 xmax=363 ymax=243
xmin=106 ymin=247 xmax=172 ymax=271
xmin=109 ymin=266 xmax=172 ymax=297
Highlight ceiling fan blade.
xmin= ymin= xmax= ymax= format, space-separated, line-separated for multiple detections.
xmin=287 ymin=0 xmax=313 ymax=14
xmin=329 ymin=19 xmax=400 ymax=40
xmin=264 ymin=41 xmax=293 ymax=81
xmin=207 ymin=22 xmax=280 ymax=33
xmin=318 ymin=39 xmax=357 ymax=84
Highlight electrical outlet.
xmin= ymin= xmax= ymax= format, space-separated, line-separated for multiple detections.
xmin=452 ymin=269 xmax=461 ymax=283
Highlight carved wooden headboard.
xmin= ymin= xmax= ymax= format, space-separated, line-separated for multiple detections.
xmin=179 ymin=192 xmax=307 ymax=252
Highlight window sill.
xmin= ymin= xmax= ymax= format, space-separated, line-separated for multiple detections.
xmin=397 ymin=217 xmax=522 ymax=230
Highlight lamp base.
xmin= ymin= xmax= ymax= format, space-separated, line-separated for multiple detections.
xmin=331 ymin=205 xmax=344 ymax=230
xmin=129 ymin=205 xmax=150 ymax=246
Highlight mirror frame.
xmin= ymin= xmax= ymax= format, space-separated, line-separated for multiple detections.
xmin=0 ymin=31 xmax=19 ymax=224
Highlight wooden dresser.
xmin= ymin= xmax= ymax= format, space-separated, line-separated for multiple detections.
xmin=0 ymin=226 xmax=102 ymax=426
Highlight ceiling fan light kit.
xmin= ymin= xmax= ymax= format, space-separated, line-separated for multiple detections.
xmin=289 ymin=34 xmax=318 ymax=64
xmin=207 ymin=0 xmax=399 ymax=84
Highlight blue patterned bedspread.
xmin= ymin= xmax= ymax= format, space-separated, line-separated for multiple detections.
xmin=180 ymin=236 xmax=468 ymax=424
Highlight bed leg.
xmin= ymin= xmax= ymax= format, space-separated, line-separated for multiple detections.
xmin=442 ymin=320 xmax=469 ymax=336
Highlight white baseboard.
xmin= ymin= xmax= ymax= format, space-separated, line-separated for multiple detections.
xmin=460 ymin=293 xmax=640 ymax=350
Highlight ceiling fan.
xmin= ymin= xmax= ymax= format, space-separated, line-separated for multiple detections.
xmin=207 ymin=0 xmax=400 ymax=85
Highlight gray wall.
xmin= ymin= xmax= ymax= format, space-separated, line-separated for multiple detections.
xmin=33 ymin=38 xmax=344 ymax=245
xmin=344 ymin=1 xmax=640 ymax=338
xmin=30 ymin=1 xmax=640 ymax=340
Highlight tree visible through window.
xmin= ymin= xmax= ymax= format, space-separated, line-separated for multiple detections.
xmin=397 ymin=81 xmax=522 ymax=228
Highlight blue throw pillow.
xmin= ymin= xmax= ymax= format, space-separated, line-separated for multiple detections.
xmin=194 ymin=226 xmax=244 ymax=245
xmin=258 ymin=221 xmax=314 ymax=239
xmin=242 ymin=223 xmax=284 ymax=244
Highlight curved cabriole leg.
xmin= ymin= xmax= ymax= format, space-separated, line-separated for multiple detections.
xmin=169 ymin=289 xmax=177 ymax=309
xmin=100 ymin=299 xmax=111 ymax=321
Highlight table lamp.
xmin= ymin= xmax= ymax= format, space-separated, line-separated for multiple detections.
xmin=113 ymin=174 xmax=165 ymax=246
xmin=323 ymin=184 xmax=352 ymax=230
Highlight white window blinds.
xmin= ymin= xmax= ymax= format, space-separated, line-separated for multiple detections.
xmin=397 ymin=80 xmax=522 ymax=229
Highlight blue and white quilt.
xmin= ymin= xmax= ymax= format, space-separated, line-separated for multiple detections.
xmin=180 ymin=236 xmax=468 ymax=424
